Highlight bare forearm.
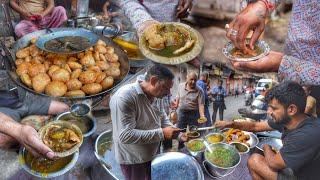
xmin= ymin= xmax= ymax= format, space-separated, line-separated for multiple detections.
xmin=0 ymin=113 xmax=21 ymax=140
xmin=119 ymin=128 xmax=164 ymax=144
xmin=227 ymin=121 xmax=272 ymax=132
xmin=264 ymin=146 xmax=285 ymax=170
xmin=10 ymin=0 xmax=26 ymax=15
xmin=102 ymin=2 xmax=109 ymax=14
xmin=42 ymin=0 xmax=54 ymax=16
xmin=199 ymin=104 xmax=205 ymax=117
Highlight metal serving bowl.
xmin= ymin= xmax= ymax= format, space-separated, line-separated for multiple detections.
xmin=230 ymin=142 xmax=250 ymax=155
xmin=151 ymin=152 xmax=204 ymax=180
xmin=185 ymin=138 xmax=205 ymax=159
xmin=19 ymin=148 xmax=79 ymax=179
xmin=203 ymin=143 xmax=241 ymax=178
xmin=205 ymin=133 xmax=225 ymax=144
xmin=55 ymin=111 xmax=96 ymax=138
xmin=94 ymin=130 xmax=124 ymax=180
xmin=222 ymin=40 xmax=270 ymax=62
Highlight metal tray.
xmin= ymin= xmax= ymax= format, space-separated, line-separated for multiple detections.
xmin=222 ymin=128 xmax=259 ymax=149
xmin=151 ymin=152 xmax=204 ymax=180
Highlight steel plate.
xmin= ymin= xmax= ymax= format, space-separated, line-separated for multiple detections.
xmin=257 ymin=137 xmax=283 ymax=152
xmin=139 ymin=22 xmax=204 ymax=65
xmin=222 ymin=40 xmax=270 ymax=62
xmin=36 ymin=28 xmax=99 ymax=54
xmin=222 ymin=128 xmax=259 ymax=149
xmin=151 ymin=152 xmax=204 ymax=180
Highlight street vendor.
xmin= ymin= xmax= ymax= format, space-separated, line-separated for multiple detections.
xmin=110 ymin=64 xmax=187 ymax=180
xmin=215 ymin=81 xmax=320 ymax=180
xmin=0 ymin=89 xmax=69 ymax=159
xmin=225 ymin=0 xmax=320 ymax=85
xmin=9 ymin=0 xmax=67 ymax=38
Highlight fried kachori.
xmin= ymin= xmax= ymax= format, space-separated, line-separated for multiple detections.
xmin=15 ymin=38 xmax=122 ymax=97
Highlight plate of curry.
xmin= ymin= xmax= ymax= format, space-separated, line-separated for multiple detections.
xmin=139 ymin=22 xmax=204 ymax=65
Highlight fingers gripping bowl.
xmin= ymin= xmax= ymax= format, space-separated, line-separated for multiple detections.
xmin=222 ymin=40 xmax=270 ymax=62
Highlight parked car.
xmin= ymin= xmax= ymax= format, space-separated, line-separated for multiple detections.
xmin=255 ymin=79 xmax=278 ymax=97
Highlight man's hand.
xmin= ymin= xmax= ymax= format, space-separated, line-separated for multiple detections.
xmin=176 ymin=0 xmax=193 ymax=18
xmin=214 ymin=120 xmax=232 ymax=129
xmin=226 ymin=1 xmax=267 ymax=53
xmin=170 ymin=98 xmax=179 ymax=109
xmin=48 ymin=101 xmax=69 ymax=115
xmin=162 ymin=127 xmax=181 ymax=140
xmin=17 ymin=125 xmax=54 ymax=159
xmin=231 ymin=51 xmax=284 ymax=73
xmin=178 ymin=133 xmax=188 ymax=142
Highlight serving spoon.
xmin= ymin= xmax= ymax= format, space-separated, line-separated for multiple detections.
xmin=203 ymin=140 xmax=213 ymax=153
xmin=70 ymin=103 xmax=91 ymax=117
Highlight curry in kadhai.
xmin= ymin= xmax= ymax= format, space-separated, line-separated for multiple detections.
xmin=144 ymin=24 xmax=195 ymax=57
xmin=43 ymin=124 xmax=81 ymax=152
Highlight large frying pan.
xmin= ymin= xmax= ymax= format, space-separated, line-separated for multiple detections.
xmin=5 ymin=28 xmax=130 ymax=106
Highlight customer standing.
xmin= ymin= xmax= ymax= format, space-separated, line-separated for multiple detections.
xmin=210 ymin=80 xmax=227 ymax=121
xmin=196 ymin=71 xmax=211 ymax=126
xmin=176 ymin=72 xmax=206 ymax=130
xmin=110 ymin=64 xmax=187 ymax=180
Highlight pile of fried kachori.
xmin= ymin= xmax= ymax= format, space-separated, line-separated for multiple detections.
xmin=15 ymin=39 xmax=120 ymax=97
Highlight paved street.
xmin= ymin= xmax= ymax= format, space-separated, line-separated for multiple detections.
xmin=209 ymin=94 xmax=246 ymax=123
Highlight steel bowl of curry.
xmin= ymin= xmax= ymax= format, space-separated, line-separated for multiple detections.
xmin=39 ymin=121 xmax=83 ymax=157
xmin=19 ymin=148 xmax=79 ymax=178
xmin=205 ymin=133 xmax=225 ymax=144
xmin=203 ymin=143 xmax=241 ymax=177
xmin=222 ymin=40 xmax=270 ymax=62
xmin=55 ymin=111 xmax=96 ymax=138
xmin=230 ymin=142 xmax=250 ymax=155
xmin=186 ymin=138 xmax=206 ymax=158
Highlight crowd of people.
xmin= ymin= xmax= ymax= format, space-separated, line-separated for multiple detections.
xmin=0 ymin=0 xmax=319 ymax=180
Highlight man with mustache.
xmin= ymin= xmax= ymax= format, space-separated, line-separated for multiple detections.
xmin=215 ymin=81 xmax=320 ymax=180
